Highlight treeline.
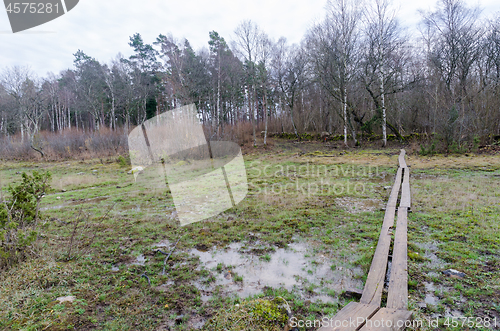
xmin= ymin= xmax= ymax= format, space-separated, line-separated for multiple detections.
xmin=1 ymin=0 xmax=500 ymax=153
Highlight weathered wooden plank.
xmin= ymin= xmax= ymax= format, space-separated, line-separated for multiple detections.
xmin=400 ymin=167 xmax=411 ymax=209
xmin=318 ymin=149 xmax=413 ymax=331
xmin=386 ymin=168 xmax=402 ymax=208
xmin=359 ymin=308 xmax=413 ymax=331
xmin=317 ymin=302 xmax=380 ymax=331
xmin=398 ymin=149 xmax=407 ymax=168
xmin=360 ymin=168 xmax=402 ymax=306
xmin=358 ymin=210 xmax=394 ymax=306
xmin=386 ymin=207 xmax=408 ymax=310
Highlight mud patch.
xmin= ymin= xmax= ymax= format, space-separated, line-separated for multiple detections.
xmin=335 ymin=197 xmax=384 ymax=213
xmin=131 ymin=254 xmax=146 ymax=266
xmin=423 ymin=282 xmax=438 ymax=305
xmin=68 ymin=196 xmax=109 ymax=205
xmin=153 ymin=239 xmax=171 ymax=248
xmin=41 ymin=196 xmax=110 ymax=211
xmin=415 ymin=241 xmax=447 ymax=270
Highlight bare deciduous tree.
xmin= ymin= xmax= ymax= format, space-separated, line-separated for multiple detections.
xmin=307 ymin=0 xmax=363 ymax=146
xmin=362 ymin=0 xmax=410 ymax=146
xmin=420 ymin=0 xmax=483 ymax=147
xmin=233 ymin=20 xmax=262 ymax=146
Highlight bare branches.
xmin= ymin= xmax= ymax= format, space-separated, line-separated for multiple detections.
xmin=361 ymin=0 xmax=410 ymax=146
xmin=233 ymin=20 xmax=261 ymax=64
xmin=65 ymin=203 xmax=116 ymax=261
xmin=0 ymin=4 xmax=499 ymax=149
xmin=306 ymin=0 xmax=363 ymax=146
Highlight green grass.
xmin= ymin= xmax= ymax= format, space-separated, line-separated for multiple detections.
xmin=407 ymin=164 xmax=500 ymax=330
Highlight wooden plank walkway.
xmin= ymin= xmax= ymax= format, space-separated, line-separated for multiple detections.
xmin=386 ymin=206 xmax=408 ymax=310
xmin=317 ymin=302 xmax=379 ymax=331
xmin=400 ymin=168 xmax=411 ymax=209
xmin=359 ymin=167 xmax=402 ymax=306
xmin=359 ymin=308 xmax=413 ymax=331
xmin=318 ymin=150 xmax=412 ymax=331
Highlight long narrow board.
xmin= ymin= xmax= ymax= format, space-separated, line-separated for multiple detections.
xmin=316 ymin=150 xmax=413 ymax=331
xmin=398 ymin=149 xmax=407 ymax=168
xmin=387 ymin=167 xmax=403 ymax=208
xmin=386 ymin=207 xmax=408 ymax=309
xmin=359 ymin=308 xmax=413 ymax=331
xmin=399 ymin=167 xmax=411 ymax=209
xmin=317 ymin=302 xmax=379 ymax=331
xmin=359 ymin=166 xmax=402 ymax=306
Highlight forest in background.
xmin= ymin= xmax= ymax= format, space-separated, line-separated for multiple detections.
xmin=1 ymin=0 xmax=500 ymax=160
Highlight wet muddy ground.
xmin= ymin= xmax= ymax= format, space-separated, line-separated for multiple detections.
xmin=188 ymin=241 xmax=363 ymax=301
xmin=2 ymin=145 xmax=500 ymax=330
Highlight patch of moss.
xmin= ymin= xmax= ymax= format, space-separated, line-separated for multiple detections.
xmin=203 ymin=298 xmax=288 ymax=331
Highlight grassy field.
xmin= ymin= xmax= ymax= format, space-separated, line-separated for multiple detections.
xmin=0 ymin=140 xmax=499 ymax=330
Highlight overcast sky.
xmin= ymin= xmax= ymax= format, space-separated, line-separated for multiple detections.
xmin=1 ymin=0 xmax=500 ymax=78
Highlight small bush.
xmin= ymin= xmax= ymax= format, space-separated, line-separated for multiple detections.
xmin=117 ymin=155 xmax=129 ymax=167
xmin=0 ymin=171 xmax=51 ymax=269
xmin=472 ymin=135 xmax=481 ymax=152
xmin=419 ymin=141 xmax=436 ymax=156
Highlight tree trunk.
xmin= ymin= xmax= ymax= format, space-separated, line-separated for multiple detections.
xmin=264 ymin=89 xmax=268 ymax=145
xmin=379 ymin=71 xmax=387 ymax=147
xmin=343 ymin=86 xmax=348 ymax=147
xmin=67 ymin=95 xmax=71 ymax=130
xmin=252 ymin=86 xmax=257 ymax=146
xmin=289 ymin=106 xmax=299 ymax=139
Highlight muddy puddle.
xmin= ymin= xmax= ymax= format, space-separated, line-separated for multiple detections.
xmin=416 ymin=242 xmax=467 ymax=319
xmin=423 ymin=281 xmax=464 ymax=319
xmin=423 ymin=282 xmax=438 ymax=305
xmin=190 ymin=241 xmax=363 ymax=302
xmin=415 ymin=241 xmax=447 ymax=270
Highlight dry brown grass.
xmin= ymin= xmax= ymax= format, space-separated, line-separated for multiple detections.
xmin=411 ymin=172 xmax=500 ymax=212
xmin=0 ymin=128 xmax=128 ymax=161
xmin=52 ymin=174 xmax=100 ymax=191
xmin=299 ymin=150 xmax=500 ymax=171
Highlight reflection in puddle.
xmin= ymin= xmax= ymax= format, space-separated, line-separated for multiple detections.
xmin=191 ymin=242 xmax=363 ymax=302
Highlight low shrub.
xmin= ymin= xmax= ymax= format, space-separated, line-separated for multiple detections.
xmin=0 ymin=171 xmax=51 ymax=269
